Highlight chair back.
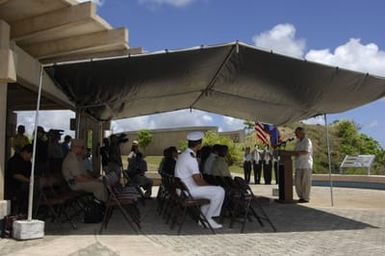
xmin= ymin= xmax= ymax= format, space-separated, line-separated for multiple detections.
xmin=102 ymin=175 xmax=115 ymax=195
xmin=234 ymin=176 xmax=254 ymax=196
xmin=37 ymin=176 xmax=53 ymax=189
xmin=173 ymin=177 xmax=192 ymax=200
xmin=105 ymin=172 xmax=120 ymax=187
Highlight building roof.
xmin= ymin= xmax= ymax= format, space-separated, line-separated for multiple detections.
xmin=1 ymin=0 xmax=141 ymax=64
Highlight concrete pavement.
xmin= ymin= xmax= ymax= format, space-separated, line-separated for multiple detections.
xmin=1 ymin=185 xmax=385 ymax=256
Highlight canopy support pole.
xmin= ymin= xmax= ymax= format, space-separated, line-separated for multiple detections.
xmin=190 ymin=44 xmax=236 ymax=109
xmin=76 ymin=109 xmax=81 ymax=139
xmin=324 ymin=113 xmax=334 ymax=207
xmin=27 ymin=66 xmax=44 ymax=221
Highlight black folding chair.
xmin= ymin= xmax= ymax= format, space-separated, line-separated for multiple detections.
xmin=170 ymin=177 xmax=215 ymax=235
xmin=234 ymin=176 xmax=277 ymax=232
xmin=34 ymin=175 xmax=77 ymax=229
xmin=99 ymin=174 xmax=141 ymax=234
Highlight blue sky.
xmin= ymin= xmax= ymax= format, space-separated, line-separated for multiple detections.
xmin=19 ymin=0 xmax=385 ymax=147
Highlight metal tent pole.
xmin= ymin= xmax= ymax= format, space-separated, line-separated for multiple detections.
xmin=324 ymin=114 xmax=334 ymax=207
xmin=27 ymin=66 xmax=44 ymax=221
xmin=76 ymin=109 xmax=81 ymax=139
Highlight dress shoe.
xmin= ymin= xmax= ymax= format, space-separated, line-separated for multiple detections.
xmin=207 ymin=218 xmax=223 ymax=229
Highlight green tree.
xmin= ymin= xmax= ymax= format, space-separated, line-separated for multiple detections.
xmin=137 ymin=129 xmax=152 ymax=153
xmin=243 ymin=120 xmax=255 ymax=135
xmin=333 ymin=120 xmax=385 ymax=174
xmin=203 ymin=130 xmax=243 ymax=166
xmin=178 ymin=130 xmax=243 ymax=166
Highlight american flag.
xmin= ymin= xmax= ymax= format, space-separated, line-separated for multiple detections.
xmin=255 ymin=122 xmax=270 ymax=145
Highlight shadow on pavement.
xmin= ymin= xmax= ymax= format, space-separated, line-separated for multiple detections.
xmin=44 ymin=198 xmax=376 ymax=236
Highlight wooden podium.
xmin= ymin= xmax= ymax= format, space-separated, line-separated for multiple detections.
xmin=277 ymin=153 xmax=296 ymax=203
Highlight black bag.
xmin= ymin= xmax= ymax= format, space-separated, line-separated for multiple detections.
xmin=1 ymin=214 xmax=27 ymax=238
xmin=84 ymin=200 xmax=105 ymax=224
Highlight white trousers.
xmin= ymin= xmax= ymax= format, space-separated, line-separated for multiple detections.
xmin=189 ymin=186 xmax=225 ymax=219
xmin=295 ymin=168 xmax=312 ymax=201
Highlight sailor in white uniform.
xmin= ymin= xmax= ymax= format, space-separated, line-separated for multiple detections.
xmin=175 ymin=132 xmax=225 ymax=229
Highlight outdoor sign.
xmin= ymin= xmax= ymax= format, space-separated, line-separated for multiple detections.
xmin=340 ymin=155 xmax=376 ymax=175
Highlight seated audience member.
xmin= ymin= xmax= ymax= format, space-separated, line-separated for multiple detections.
xmin=162 ymin=146 xmax=178 ymax=175
xmin=99 ymin=138 xmax=110 ymax=172
xmin=158 ymin=148 xmax=168 ymax=174
xmin=5 ymin=144 xmax=33 ymax=214
xmin=127 ymin=140 xmax=139 ymax=163
xmin=82 ymin=147 xmax=93 ymax=172
xmin=48 ymin=129 xmax=64 ymax=174
xmin=203 ymin=144 xmax=221 ymax=175
xmin=34 ymin=126 xmax=49 ymax=176
xmin=61 ymin=135 xmax=72 ymax=157
xmin=62 ymin=139 xmax=107 ymax=202
xmin=211 ymin=145 xmax=231 ymax=177
xmin=126 ymin=152 xmax=153 ymax=198
xmin=107 ymin=135 xmax=123 ymax=175
xmin=199 ymin=145 xmax=212 ymax=173
xmin=12 ymin=125 xmax=30 ymax=154
xmin=175 ymin=132 xmax=225 ymax=229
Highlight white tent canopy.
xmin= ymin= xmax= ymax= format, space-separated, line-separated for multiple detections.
xmin=46 ymin=42 xmax=385 ymax=124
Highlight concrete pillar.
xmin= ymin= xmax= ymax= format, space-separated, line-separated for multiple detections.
xmin=0 ymin=20 xmax=11 ymax=201
xmin=92 ymin=121 xmax=101 ymax=173
xmin=0 ymin=20 xmax=10 ymax=49
xmin=0 ymin=84 xmax=7 ymax=200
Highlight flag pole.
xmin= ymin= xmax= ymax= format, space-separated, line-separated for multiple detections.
xmin=324 ymin=114 xmax=334 ymax=207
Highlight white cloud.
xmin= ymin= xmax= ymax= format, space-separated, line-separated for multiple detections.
xmin=252 ymin=23 xmax=306 ymax=58
xmin=253 ymin=24 xmax=385 ymax=78
xmin=365 ymin=120 xmax=379 ymax=129
xmin=220 ymin=116 xmax=244 ymax=132
xmin=138 ymin=0 xmax=195 ymax=8
xmin=16 ymin=110 xmax=75 ymax=138
xmin=77 ymin=0 xmax=105 ymax=6
xmin=306 ymin=38 xmax=385 ymax=77
xmin=302 ymin=116 xmax=325 ymax=125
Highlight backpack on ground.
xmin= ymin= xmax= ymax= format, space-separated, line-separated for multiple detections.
xmin=84 ymin=199 xmax=105 ymax=224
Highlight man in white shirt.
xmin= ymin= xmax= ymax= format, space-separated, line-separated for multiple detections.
xmin=281 ymin=127 xmax=313 ymax=203
xmin=62 ymin=139 xmax=107 ymax=202
xmin=175 ymin=132 xmax=225 ymax=229
xmin=243 ymin=147 xmax=253 ymax=183
xmin=262 ymin=146 xmax=273 ymax=185
xmin=252 ymin=145 xmax=262 ymax=184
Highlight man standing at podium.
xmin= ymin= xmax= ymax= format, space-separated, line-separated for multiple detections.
xmin=292 ymin=127 xmax=313 ymax=203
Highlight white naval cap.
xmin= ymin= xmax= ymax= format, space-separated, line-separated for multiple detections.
xmin=186 ymin=131 xmax=204 ymax=141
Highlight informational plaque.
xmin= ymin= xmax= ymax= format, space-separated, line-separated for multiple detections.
xmin=340 ymin=155 xmax=375 ymax=175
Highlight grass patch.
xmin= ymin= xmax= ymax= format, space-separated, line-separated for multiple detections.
xmin=229 ymin=164 xmax=244 ymax=174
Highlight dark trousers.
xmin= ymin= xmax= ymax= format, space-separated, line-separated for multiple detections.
xmin=253 ymin=161 xmax=262 ymax=184
xmin=243 ymin=161 xmax=252 ymax=183
xmin=132 ymin=175 xmax=153 ymax=197
xmin=273 ymin=161 xmax=279 ymax=184
xmin=12 ymin=183 xmax=31 ymax=215
xmin=263 ymin=161 xmax=272 ymax=184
